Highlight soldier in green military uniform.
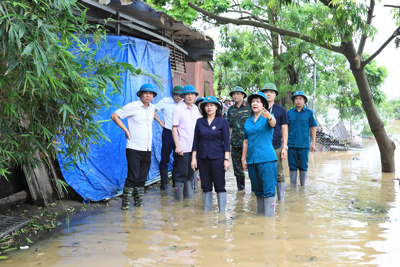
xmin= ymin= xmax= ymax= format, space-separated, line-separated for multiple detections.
xmin=227 ymin=86 xmax=252 ymax=191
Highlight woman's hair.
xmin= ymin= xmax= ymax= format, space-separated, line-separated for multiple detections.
xmin=250 ymin=96 xmax=268 ymax=109
xmin=200 ymin=102 xmax=222 ymax=118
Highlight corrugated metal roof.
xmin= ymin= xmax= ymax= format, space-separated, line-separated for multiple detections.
xmin=81 ymin=0 xmax=214 ymax=61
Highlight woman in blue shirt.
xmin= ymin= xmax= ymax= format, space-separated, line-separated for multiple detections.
xmin=241 ymin=92 xmax=277 ymax=216
xmin=191 ymin=96 xmax=230 ymax=212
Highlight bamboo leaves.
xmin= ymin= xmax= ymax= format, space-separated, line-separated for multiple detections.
xmin=0 ymin=0 xmax=159 ymax=178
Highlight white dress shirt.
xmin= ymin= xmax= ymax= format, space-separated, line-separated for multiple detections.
xmin=115 ymin=100 xmax=155 ymax=151
xmin=155 ymin=97 xmax=180 ymax=130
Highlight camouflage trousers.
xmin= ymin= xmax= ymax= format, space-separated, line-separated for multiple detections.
xmin=231 ymin=146 xmax=245 ymax=180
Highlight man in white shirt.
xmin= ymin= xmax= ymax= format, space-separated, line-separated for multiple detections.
xmin=154 ymin=85 xmax=183 ymax=190
xmin=111 ymin=84 xmax=157 ymax=210
xmin=172 ymin=85 xmax=200 ymax=201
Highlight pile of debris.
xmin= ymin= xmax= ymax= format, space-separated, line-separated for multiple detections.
xmin=316 ymin=121 xmax=363 ymax=151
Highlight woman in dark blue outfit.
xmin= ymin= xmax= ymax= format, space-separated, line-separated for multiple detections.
xmin=191 ymin=96 xmax=230 ymax=212
xmin=241 ymin=92 xmax=277 ymax=217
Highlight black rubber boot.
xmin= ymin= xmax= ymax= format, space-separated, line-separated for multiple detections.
xmin=159 ymin=168 xmax=169 ymax=190
xmin=236 ymin=176 xmax=245 ymax=191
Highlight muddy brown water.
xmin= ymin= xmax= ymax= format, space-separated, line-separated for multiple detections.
xmin=3 ymin=121 xmax=400 ymax=266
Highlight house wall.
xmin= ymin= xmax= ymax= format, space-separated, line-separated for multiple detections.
xmin=172 ymin=61 xmax=214 ymax=97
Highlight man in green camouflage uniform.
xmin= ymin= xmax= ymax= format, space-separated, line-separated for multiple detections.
xmin=227 ymin=86 xmax=251 ymax=191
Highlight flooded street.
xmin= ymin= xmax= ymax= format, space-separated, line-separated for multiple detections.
xmin=4 ymin=122 xmax=400 ymax=266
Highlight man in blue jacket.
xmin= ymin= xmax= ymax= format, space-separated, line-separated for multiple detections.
xmin=287 ymin=91 xmax=317 ymax=186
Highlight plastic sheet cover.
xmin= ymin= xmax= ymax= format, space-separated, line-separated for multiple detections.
xmin=57 ymin=36 xmax=173 ymax=201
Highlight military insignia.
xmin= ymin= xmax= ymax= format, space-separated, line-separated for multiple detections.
xmin=212 ymin=126 xmax=216 ymax=130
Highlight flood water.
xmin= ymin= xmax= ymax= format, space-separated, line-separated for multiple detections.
xmin=4 ymin=121 xmax=400 ymax=266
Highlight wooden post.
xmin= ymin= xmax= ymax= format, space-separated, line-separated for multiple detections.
xmin=22 ymin=150 xmax=56 ymax=206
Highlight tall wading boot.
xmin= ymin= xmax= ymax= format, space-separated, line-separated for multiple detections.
xmin=300 ymin=171 xmax=308 ymax=186
xmin=174 ymin=182 xmax=184 ymax=201
xmin=134 ymin=187 xmax=144 ymax=207
xmin=256 ymin=196 xmax=264 ymax=214
xmin=202 ymin=191 xmax=213 ymax=211
xmin=183 ymin=179 xmax=194 ymax=199
xmin=121 ymin=186 xmax=133 ymax=210
xmin=276 ymin=182 xmax=286 ymax=201
xmin=159 ymin=168 xmax=169 ymax=190
xmin=290 ymin=170 xmax=298 ymax=185
xmin=172 ymin=168 xmax=176 ymax=188
xmin=193 ymin=171 xmax=199 ymax=190
xmin=217 ymin=192 xmax=227 ymax=213
xmin=263 ymin=197 xmax=276 ymax=217
xmin=236 ymin=176 xmax=245 ymax=191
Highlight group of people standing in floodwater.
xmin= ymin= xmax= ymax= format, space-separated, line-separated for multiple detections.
xmin=111 ymin=83 xmax=317 ymax=216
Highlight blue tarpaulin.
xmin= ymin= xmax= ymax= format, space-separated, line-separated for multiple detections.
xmin=57 ymin=36 xmax=173 ymax=201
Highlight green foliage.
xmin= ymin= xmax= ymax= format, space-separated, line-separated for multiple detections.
xmin=380 ymin=99 xmax=400 ymax=120
xmin=332 ymin=58 xmax=387 ymax=120
xmin=145 ymin=0 xmax=230 ymax=25
xmin=0 ymin=0 xmax=158 ymax=178
xmin=213 ymin=27 xmax=274 ymax=96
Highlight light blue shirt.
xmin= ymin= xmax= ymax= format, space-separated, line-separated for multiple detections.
xmin=155 ymin=97 xmax=181 ymax=130
xmin=244 ymin=115 xmax=277 ymax=164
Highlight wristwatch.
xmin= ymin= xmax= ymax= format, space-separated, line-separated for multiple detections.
xmin=283 ymin=146 xmax=288 ymax=150
xmin=224 ymin=158 xmax=229 ymax=161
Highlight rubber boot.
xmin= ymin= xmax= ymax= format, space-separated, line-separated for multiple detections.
xmin=121 ymin=186 xmax=133 ymax=210
xmin=300 ymin=171 xmax=307 ymax=186
xmin=276 ymin=182 xmax=286 ymax=201
xmin=202 ymin=191 xmax=213 ymax=211
xmin=174 ymin=182 xmax=184 ymax=201
xmin=256 ymin=196 xmax=264 ymax=214
xmin=236 ymin=176 xmax=245 ymax=191
xmin=134 ymin=187 xmax=144 ymax=207
xmin=217 ymin=192 xmax=227 ymax=213
xmin=290 ymin=170 xmax=298 ymax=185
xmin=193 ymin=171 xmax=199 ymax=190
xmin=159 ymin=168 xmax=169 ymax=190
xmin=263 ymin=197 xmax=276 ymax=217
xmin=172 ymin=166 xmax=176 ymax=188
xmin=183 ymin=179 xmax=194 ymax=199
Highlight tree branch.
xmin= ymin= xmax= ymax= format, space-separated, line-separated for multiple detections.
xmin=358 ymin=0 xmax=375 ymax=56
xmin=188 ymin=2 xmax=344 ymax=54
xmin=226 ymin=9 xmax=269 ymax=23
xmin=362 ymin=26 xmax=400 ymax=66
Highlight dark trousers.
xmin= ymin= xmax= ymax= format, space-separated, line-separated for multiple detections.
xmin=174 ymin=152 xmax=194 ymax=183
xmin=197 ymin=157 xmax=226 ymax=192
xmin=125 ymin=148 xmax=151 ymax=188
xmin=159 ymin=128 xmax=175 ymax=170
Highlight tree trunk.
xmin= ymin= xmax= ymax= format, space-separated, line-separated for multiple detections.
xmin=343 ymin=42 xmax=396 ymax=172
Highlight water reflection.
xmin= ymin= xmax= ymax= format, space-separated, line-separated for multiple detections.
xmin=3 ymin=121 xmax=400 ymax=266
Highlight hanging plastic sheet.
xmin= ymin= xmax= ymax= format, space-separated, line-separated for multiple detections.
xmin=57 ymin=36 xmax=173 ymax=201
